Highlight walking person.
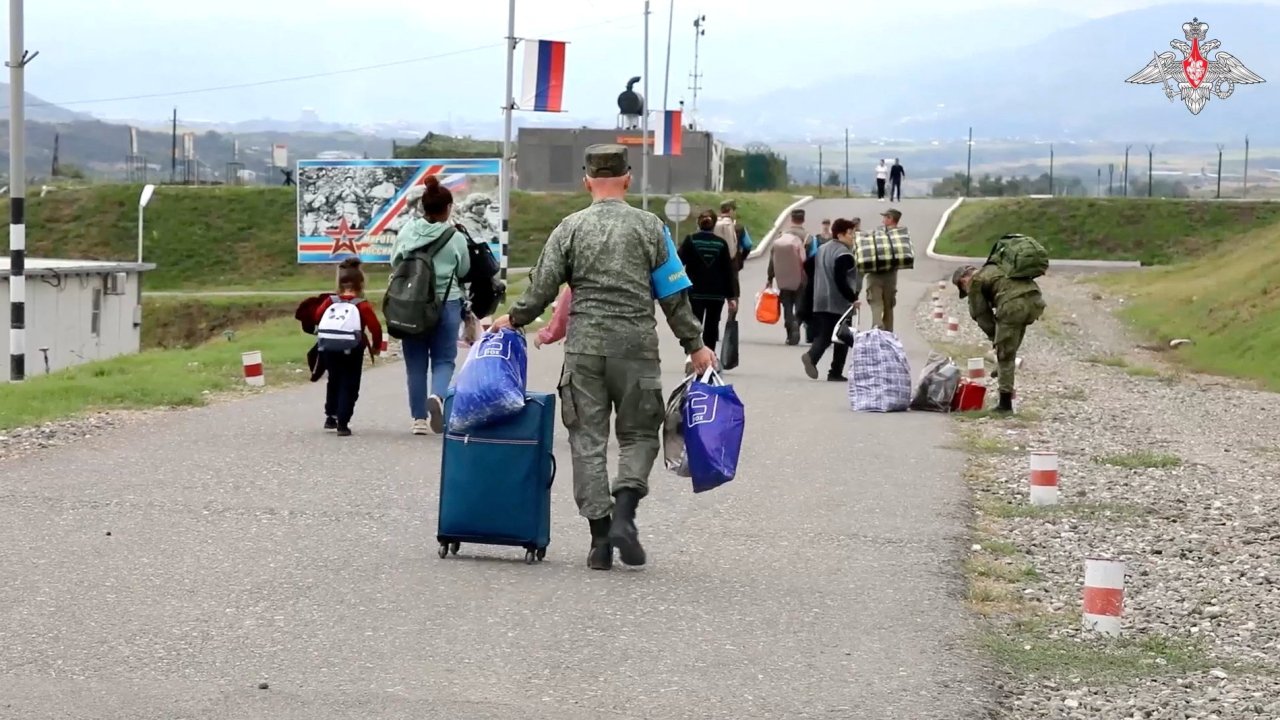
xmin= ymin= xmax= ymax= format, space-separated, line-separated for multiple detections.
xmin=863 ymin=208 xmax=909 ymax=333
xmin=312 ymin=258 xmax=383 ymax=437
xmin=889 ymin=158 xmax=905 ymax=201
xmin=492 ymin=144 xmax=716 ymax=571
xmin=801 ymin=217 xmax=861 ymax=382
xmin=874 ymin=159 xmax=889 ymax=201
xmin=389 ymin=175 xmax=471 ymax=435
xmin=767 ymin=208 xmax=808 ymax=345
xmin=678 ymin=210 xmax=740 ymax=352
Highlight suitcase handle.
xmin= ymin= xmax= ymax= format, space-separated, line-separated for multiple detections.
xmin=547 ymin=453 xmax=557 ymax=489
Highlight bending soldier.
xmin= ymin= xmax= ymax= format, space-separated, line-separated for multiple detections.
xmin=952 ymin=261 xmax=1046 ymax=414
xmin=492 ymin=144 xmax=716 ymax=570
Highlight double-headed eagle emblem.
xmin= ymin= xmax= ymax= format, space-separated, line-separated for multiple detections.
xmin=1126 ymin=18 xmax=1265 ymax=114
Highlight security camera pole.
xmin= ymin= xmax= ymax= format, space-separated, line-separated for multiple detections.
xmin=8 ymin=0 xmax=38 ymax=383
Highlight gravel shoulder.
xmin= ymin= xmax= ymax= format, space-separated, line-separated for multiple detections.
xmin=916 ymin=272 xmax=1280 ymax=719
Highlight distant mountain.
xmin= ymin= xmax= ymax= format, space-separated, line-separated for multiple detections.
xmin=0 ymin=83 xmax=94 ymax=123
xmin=709 ymin=3 xmax=1279 ymax=143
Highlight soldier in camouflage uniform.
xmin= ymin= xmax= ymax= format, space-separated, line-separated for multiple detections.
xmin=492 ymin=144 xmax=717 ymax=570
xmin=952 ymin=263 xmax=1046 ymax=413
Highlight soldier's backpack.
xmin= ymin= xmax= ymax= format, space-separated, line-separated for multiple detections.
xmin=316 ymin=295 xmax=366 ymax=353
xmin=383 ymin=229 xmax=457 ymax=339
xmin=987 ymin=233 xmax=1049 ymax=280
xmin=454 ymin=223 xmax=504 ymax=319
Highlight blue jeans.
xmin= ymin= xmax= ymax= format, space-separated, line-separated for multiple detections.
xmin=401 ymin=299 xmax=463 ymax=420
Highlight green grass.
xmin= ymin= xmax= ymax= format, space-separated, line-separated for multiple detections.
xmin=1097 ymin=221 xmax=1280 ymax=392
xmin=978 ymin=498 xmax=1151 ymax=520
xmin=984 ymin=633 xmax=1228 ymax=683
xmin=3 ymin=186 xmax=797 ymax=291
xmin=932 ymin=198 xmax=1280 ymax=264
xmin=0 ymin=316 xmax=316 ymax=431
xmin=1094 ymin=451 xmax=1183 ymax=469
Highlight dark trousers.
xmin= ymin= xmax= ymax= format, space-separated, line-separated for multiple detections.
xmin=323 ymin=350 xmax=365 ymax=426
xmin=876 ymin=178 xmax=886 ymax=199
xmin=779 ymin=289 xmax=801 ymax=344
xmin=890 ymin=179 xmax=902 ymax=201
xmin=806 ymin=311 xmax=850 ymax=378
xmin=690 ymin=298 xmax=725 ymax=352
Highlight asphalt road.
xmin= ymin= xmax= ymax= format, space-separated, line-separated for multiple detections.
xmin=0 ymin=198 xmax=992 ymax=719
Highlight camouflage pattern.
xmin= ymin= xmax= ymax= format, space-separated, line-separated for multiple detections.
xmin=557 ymin=354 xmax=665 ymax=519
xmin=965 ymin=263 xmax=1046 ymax=394
xmin=583 ymin=144 xmax=630 ymax=178
xmin=864 ymin=270 xmax=898 ymax=332
xmin=508 ymin=198 xmax=705 ymax=360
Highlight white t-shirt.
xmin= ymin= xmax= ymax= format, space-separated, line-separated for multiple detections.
xmin=875 ymin=164 xmax=888 ymax=180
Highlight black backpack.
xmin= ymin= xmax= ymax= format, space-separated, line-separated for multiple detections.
xmin=383 ymin=228 xmax=457 ymax=339
xmin=454 ymin=223 xmax=505 ymax=319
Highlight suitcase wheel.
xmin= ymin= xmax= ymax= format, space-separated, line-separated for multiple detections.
xmin=524 ymin=547 xmax=547 ymax=564
xmin=438 ymin=541 xmax=461 ymax=559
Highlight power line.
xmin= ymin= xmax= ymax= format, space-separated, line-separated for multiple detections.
xmin=1 ymin=14 xmax=639 ymax=112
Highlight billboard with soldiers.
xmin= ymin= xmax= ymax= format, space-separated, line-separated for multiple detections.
xmin=295 ymin=158 xmax=502 ymax=264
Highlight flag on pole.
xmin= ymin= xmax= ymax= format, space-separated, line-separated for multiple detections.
xmin=653 ymin=109 xmax=684 ymax=156
xmin=520 ymin=40 xmax=567 ymax=112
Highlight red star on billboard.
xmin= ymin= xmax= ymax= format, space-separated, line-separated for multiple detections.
xmin=324 ymin=218 xmax=362 ymax=257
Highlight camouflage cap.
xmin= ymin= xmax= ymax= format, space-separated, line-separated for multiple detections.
xmin=584 ymin=144 xmax=630 ymax=178
xmin=880 ymin=208 xmax=903 ymax=222
xmin=952 ymin=265 xmax=978 ymax=299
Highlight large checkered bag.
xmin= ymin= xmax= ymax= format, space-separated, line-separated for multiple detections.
xmin=847 ymin=329 xmax=912 ymax=413
xmin=853 ymin=227 xmax=915 ymax=274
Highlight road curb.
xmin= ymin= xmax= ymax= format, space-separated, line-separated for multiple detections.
xmin=748 ymin=195 xmax=814 ymax=260
xmin=924 ymin=197 xmax=1144 ymax=270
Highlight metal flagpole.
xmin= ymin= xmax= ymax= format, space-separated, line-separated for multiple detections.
xmin=8 ymin=0 xmax=35 ymax=383
xmin=499 ymin=0 xmax=516 ymax=284
xmin=641 ymin=0 xmax=651 ymax=210
xmin=662 ymin=0 xmax=674 ymax=110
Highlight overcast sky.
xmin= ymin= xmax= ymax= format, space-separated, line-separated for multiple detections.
xmin=6 ymin=0 xmax=1278 ymax=125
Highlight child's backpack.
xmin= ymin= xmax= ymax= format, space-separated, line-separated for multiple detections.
xmin=316 ymin=296 xmax=366 ymax=353
xmin=987 ymin=233 xmax=1049 ymax=280
xmin=455 ymin=223 xmax=504 ymax=319
xmin=383 ymin=229 xmax=457 ymax=339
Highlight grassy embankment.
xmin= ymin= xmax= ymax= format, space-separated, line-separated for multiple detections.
xmin=0 ymin=187 xmax=793 ymax=429
xmin=934 ymin=198 xmax=1280 ymax=391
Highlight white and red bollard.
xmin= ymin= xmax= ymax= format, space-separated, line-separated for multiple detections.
xmin=931 ymin=306 xmax=945 ymax=322
xmin=241 ymin=350 xmax=265 ymax=387
xmin=937 ymin=280 xmax=946 ymax=292
xmin=967 ymin=357 xmax=985 ymax=379
xmin=1082 ymin=558 xmax=1126 ymax=636
xmin=946 ymin=317 xmax=959 ymax=337
xmin=1029 ymin=451 xmax=1059 ymax=506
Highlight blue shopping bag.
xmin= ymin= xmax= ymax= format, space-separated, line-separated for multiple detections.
xmin=449 ymin=328 xmax=528 ymax=433
xmin=683 ymin=369 xmax=745 ymax=493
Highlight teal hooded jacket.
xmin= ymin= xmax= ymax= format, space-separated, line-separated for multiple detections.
xmin=390 ymin=219 xmax=471 ymax=302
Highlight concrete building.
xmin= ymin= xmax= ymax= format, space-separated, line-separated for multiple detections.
xmin=516 ymin=127 xmax=725 ymax=194
xmin=0 ymin=259 xmax=155 ymax=381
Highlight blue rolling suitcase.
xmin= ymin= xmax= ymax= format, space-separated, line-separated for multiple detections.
xmin=437 ymin=390 xmax=557 ymax=564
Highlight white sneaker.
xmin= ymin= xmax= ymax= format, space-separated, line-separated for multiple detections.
xmin=427 ymin=395 xmax=445 ymax=434
xmin=411 ymin=419 xmax=431 ymax=435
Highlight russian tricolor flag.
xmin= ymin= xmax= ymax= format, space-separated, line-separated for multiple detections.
xmin=520 ymin=39 xmax=566 ymax=112
xmin=654 ymin=109 xmax=683 ymax=156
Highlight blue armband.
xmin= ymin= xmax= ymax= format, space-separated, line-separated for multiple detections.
xmin=651 ymin=226 xmax=693 ymax=300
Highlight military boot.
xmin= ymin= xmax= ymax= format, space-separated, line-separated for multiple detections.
xmin=609 ymin=489 xmax=647 ymax=566
xmin=587 ymin=516 xmax=613 ymax=570
xmin=995 ymin=391 xmax=1015 ymax=414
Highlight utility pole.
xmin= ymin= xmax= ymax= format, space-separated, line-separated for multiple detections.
xmin=689 ymin=15 xmax=705 ymax=131
xmin=1123 ymin=144 xmax=1132 ymax=197
xmin=8 ymin=0 xmax=36 ymax=383
xmin=1097 ymin=168 xmax=1102 ymax=197
xmin=1147 ymin=144 xmax=1155 ymax=197
xmin=170 ymin=108 xmax=178 ymax=184
xmin=844 ymin=129 xmax=850 ymax=197
xmin=1049 ymin=144 xmax=1055 ymax=196
xmin=1243 ymin=135 xmax=1250 ymax=198
xmin=641 ymin=0 xmax=651 ymax=210
xmin=1216 ymin=143 xmax=1224 ymax=199
xmin=498 ymin=0 xmax=516 ymax=283
xmin=1108 ymin=163 xmax=1115 ymax=197
xmin=817 ymin=145 xmax=823 ymax=197
xmin=965 ymin=126 xmax=973 ymax=197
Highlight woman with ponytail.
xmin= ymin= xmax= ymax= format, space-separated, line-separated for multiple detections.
xmin=389 ymin=175 xmax=472 ymax=435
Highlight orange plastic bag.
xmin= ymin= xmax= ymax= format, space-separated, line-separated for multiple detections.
xmin=755 ymin=288 xmax=781 ymax=325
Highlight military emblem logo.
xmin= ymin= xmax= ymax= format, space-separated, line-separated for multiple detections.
xmin=1125 ymin=18 xmax=1265 ymax=114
